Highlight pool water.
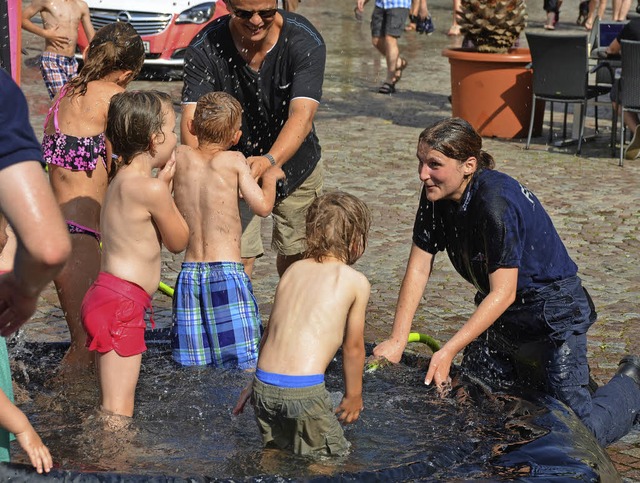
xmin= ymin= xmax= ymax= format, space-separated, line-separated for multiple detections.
xmin=5 ymin=336 xmax=620 ymax=482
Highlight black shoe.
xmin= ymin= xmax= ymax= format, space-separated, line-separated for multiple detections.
xmin=617 ymin=355 xmax=640 ymax=386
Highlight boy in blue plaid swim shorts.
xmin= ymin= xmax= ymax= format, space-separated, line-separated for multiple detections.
xmin=172 ymin=92 xmax=285 ymax=369
xmin=233 ymin=192 xmax=371 ymax=455
xmin=22 ymin=0 xmax=95 ymax=99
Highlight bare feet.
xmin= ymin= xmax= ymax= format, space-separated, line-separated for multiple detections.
xmin=447 ymin=23 xmax=461 ymax=36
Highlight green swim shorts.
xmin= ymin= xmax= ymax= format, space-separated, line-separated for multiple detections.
xmin=251 ymin=376 xmax=349 ymax=456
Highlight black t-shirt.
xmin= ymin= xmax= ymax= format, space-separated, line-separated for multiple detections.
xmin=617 ymin=17 xmax=640 ymax=42
xmin=182 ymin=12 xmax=326 ymax=200
xmin=412 ymin=169 xmax=577 ymax=296
xmin=0 ymin=69 xmax=44 ymax=170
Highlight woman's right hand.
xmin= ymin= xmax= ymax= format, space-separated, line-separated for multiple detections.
xmin=372 ymin=337 xmax=406 ymax=364
xmin=425 ymin=347 xmax=455 ymax=390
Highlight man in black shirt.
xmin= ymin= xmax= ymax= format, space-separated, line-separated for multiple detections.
xmin=181 ymin=0 xmax=326 ymax=277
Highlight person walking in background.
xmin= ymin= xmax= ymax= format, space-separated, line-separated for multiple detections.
xmin=21 ymin=0 xmax=95 ymax=99
xmin=406 ymin=0 xmax=435 ymax=34
xmin=611 ymin=0 xmax=632 ymax=20
xmin=182 ymin=0 xmax=326 ymax=280
xmin=0 ymin=67 xmax=70 ymax=473
xmin=171 ymin=92 xmax=285 ymax=369
xmin=448 ymin=0 xmax=461 ymax=36
xmin=543 ymin=0 xmax=562 ymax=29
xmin=355 ymin=0 xmax=411 ymax=94
xmin=584 ymin=0 xmax=606 ymax=30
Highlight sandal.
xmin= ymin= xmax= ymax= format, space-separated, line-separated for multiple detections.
xmin=405 ymin=14 xmax=417 ymax=31
xmin=394 ymin=57 xmax=408 ymax=84
xmin=378 ymin=82 xmax=396 ymax=94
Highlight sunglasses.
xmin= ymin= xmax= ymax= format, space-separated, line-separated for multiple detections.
xmin=231 ymin=7 xmax=277 ymax=20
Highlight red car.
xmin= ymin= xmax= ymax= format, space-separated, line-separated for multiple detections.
xmin=76 ymin=0 xmax=229 ymax=71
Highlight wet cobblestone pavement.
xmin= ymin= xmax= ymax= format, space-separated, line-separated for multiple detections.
xmin=13 ymin=0 xmax=640 ymax=480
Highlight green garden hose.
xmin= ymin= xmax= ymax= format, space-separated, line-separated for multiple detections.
xmin=365 ymin=332 xmax=441 ymax=372
xmin=158 ymin=281 xmax=175 ymax=297
xmin=407 ymin=332 xmax=441 ymax=353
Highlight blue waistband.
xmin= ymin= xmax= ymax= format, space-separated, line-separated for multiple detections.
xmin=256 ymin=368 xmax=324 ymax=388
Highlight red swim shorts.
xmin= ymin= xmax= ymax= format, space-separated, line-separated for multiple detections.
xmin=81 ymin=271 xmax=154 ymax=357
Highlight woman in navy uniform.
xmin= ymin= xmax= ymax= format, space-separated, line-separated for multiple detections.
xmin=374 ymin=117 xmax=640 ymax=447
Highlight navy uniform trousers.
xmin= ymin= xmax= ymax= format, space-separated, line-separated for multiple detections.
xmin=463 ymin=276 xmax=640 ymax=447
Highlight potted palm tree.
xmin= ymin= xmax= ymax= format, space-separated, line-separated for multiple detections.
xmin=443 ymin=0 xmax=542 ymax=139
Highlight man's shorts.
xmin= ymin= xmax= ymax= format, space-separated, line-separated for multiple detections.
xmin=81 ymin=272 xmax=153 ymax=357
xmin=40 ymin=52 xmax=78 ymax=100
xmin=251 ymin=376 xmax=349 ymax=455
xmin=240 ymin=160 xmax=323 ymax=259
xmin=171 ymin=261 xmax=262 ymax=369
xmin=371 ymin=6 xmax=410 ymax=38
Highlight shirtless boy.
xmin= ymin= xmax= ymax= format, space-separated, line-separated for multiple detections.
xmin=171 ymin=91 xmax=285 ymax=369
xmin=234 ymin=192 xmax=371 ymax=456
xmin=81 ymin=90 xmax=189 ymax=418
xmin=22 ymin=0 xmax=95 ymax=98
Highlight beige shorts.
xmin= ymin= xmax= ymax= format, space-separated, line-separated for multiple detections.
xmin=240 ymin=160 xmax=324 ymax=258
xmin=251 ymin=377 xmax=349 ymax=455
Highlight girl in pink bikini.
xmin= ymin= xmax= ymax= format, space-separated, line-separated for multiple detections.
xmin=42 ymin=22 xmax=144 ymax=370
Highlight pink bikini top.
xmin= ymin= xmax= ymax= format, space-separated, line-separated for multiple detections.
xmin=41 ymin=85 xmax=107 ymax=172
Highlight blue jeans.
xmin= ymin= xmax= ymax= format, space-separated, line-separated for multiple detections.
xmin=463 ymin=276 xmax=640 ymax=446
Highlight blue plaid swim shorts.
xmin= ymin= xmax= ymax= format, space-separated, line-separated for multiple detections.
xmin=171 ymin=262 xmax=262 ymax=369
xmin=40 ymin=51 xmax=78 ymax=99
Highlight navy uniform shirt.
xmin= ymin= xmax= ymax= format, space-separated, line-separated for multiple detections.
xmin=412 ymin=169 xmax=578 ymax=296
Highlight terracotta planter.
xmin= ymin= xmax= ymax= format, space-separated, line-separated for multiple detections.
xmin=442 ymin=47 xmax=543 ymax=139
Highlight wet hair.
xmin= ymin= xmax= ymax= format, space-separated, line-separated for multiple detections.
xmin=305 ymin=192 xmax=371 ymax=266
xmin=192 ymin=92 xmax=242 ymax=146
xmin=106 ymin=90 xmax=172 ymax=168
xmin=66 ymin=22 xmax=145 ymax=98
xmin=418 ymin=118 xmax=495 ymax=170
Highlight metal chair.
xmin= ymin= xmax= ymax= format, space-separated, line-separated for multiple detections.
xmin=593 ymin=54 xmax=621 ymax=155
xmin=525 ymin=32 xmax=613 ymax=154
xmin=617 ymin=40 xmax=640 ymax=166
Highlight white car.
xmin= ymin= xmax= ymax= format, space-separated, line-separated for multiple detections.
xmin=76 ymin=0 xmax=229 ymax=68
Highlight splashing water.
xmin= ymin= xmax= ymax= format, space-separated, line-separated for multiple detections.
xmin=5 ymin=336 xmax=620 ymax=481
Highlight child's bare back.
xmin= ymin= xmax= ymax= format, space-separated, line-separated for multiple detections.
xmin=100 ymin=162 xmax=175 ymax=295
xmin=22 ymin=0 xmax=94 ymax=56
xmin=100 ymin=92 xmax=188 ymax=296
xmin=233 ymin=192 xmax=372 ymax=454
xmin=173 ymin=92 xmax=285 ymax=263
xmin=258 ymin=257 xmax=370 ymax=376
xmin=174 ymin=145 xmax=278 ymax=263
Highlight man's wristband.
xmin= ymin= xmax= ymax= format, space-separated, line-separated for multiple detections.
xmin=263 ymin=153 xmax=276 ymax=166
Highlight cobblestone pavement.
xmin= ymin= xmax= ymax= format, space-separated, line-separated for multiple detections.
xmin=13 ymin=0 xmax=640 ymax=480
